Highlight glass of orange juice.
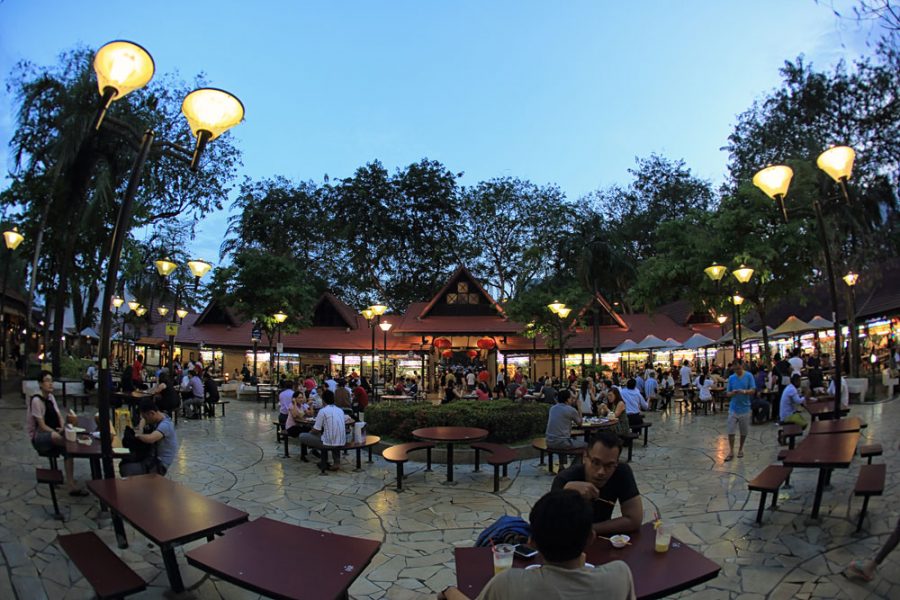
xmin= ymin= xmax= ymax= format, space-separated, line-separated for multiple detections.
xmin=654 ymin=523 xmax=671 ymax=553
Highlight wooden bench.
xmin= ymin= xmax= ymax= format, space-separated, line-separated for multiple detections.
xmin=631 ymin=422 xmax=652 ymax=446
xmin=854 ymin=463 xmax=886 ymax=532
xmin=776 ymin=450 xmax=792 ymax=486
xmin=69 ymin=393 xmax=92 ymax=412
xmin=531 ymin=438 xmax=583 ymax=473
xmin=382 ymin=442 xmax=435 ymax=491
xmin=747 ymin=465 xmax=793 ymax=524
xmin=344 ymin=435 xmax=382 ymax=471
xmin=58 ymin=531 xmax=147 ymax=599
xmin=621 ymin=431 xmax=641 ymax=462
xmin=36 ymin=468 xmax=64 ymax=521
xmin=777 ymin=424 xmax=804 ymax=449
xmin=471 ymin=442 xmax=518 ymax=492
xmin=859 ymin=443 xmax=883 ymax=464
xmin=211 ymin=400 xmax=230 ymax=417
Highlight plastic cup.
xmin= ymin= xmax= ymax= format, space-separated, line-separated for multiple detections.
xmin=654 ymin=524 xmax=671 ymax=553
xmin=492 ymin=544 xmax=515 ymax=574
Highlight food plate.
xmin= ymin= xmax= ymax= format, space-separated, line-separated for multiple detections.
xmin=70 ymin=426 xmax=86 ymax=433
xmin=112 ymin=447 xmax=130 ymax=455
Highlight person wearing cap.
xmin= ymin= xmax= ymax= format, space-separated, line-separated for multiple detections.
xmin=120 ymin=397 xmax=179 ymax=477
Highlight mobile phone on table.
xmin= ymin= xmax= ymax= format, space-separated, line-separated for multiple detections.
xmin=514 ymin=543 xmax=539 ymax=558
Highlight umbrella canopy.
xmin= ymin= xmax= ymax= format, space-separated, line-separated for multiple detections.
xmin=772 ymin=316 xmax=811 ymax=337
xmin=681 ymin=333 xmax=717 ymax=350
xmin=715 ymin=328 xmax=758 ymax=345
xmin=636 ymin=335 xmax=670 ymax=350
xmin=664 ymin=337 xmax=683 ymax=350
xmin=80 ymin=327 xmax=100 ymax=339
xmin=610 ymin=339 xmax=640 ymax=354
xmin=743 ymin=326 xmax=776 ymax=341
xmin=806 ymin=315 xmax=834 ymax=330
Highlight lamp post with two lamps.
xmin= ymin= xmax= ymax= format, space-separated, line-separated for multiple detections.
xmin=362 ymin=304 xmax=388 ymax=398
xmin=91 ymin=40 xmax=243 ymax=483
xmin=273 ymin=311 xmax=287 ymax=383
xmin=753 ymin=145 xmax=856 ymax=417
xmin=547 ymin=301 xmax=572 ymax=380
xmin=154 ymin=257 xmax=212 ymax=368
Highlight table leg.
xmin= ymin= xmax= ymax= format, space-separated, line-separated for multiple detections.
xmin=810 ymin=468 xmax=830 ymax=519
xmin=89 ymin=457 xmax=101 ymax=480
xmin=161 ymin=543 xmax=185 ymax=593
xmin=444 ymin=443 xmax=456 ymax=484
xmin=112 ymin=512 xmax=129 ymax=549
xmin=354 ymin=448 xmax=363 ymax=471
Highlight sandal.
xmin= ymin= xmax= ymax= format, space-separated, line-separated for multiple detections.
xmin=844 ymin=560 xmax=874 ymax=582
xmin=724 ymin=454 xmax=734 ymax=462
xmin=738 ymin=451 xmax=744 ymax=458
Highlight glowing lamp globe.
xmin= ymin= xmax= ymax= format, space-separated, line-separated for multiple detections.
xmin=155 ymin=258 xmax=177 ymax=277
xmin=3 ymin=227 xmax=24 ymax=251
xmin=187 ymin=259 xmax=212 ymax=279
xmin=732 ymin=264 xmax=754 ymax=284
xmin=817 ymin=146 xmax=855 ymax=182
xmin=704 ymin=263 xmax=727 ymax=282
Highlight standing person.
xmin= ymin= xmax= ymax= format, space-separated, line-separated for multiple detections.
xmin=443 ymin=379 xmax=461 ymax=404
xmin=845 ymin=517 xmax=900 ymax=583
xmin=132 ymin=353 xmax=145 ymax=389
xmin=120 ymin=397 xmax=179 ymax=477
xmin=659 ymin=370 xmax=675 ymax=410
xmin=788 ymin=348 xmax=804 ymax=375
xmin=779 ymin=373 xmax=807 ymax=427
xmin=644 ymin=371 xmax=660 ymax=411
xmin=578 ymin=379 xmax=595 ymax=416
xmin=618 ymin=379 xmax=648 ymax=427
xmin=724 ymin=360 xmax=755 ymax=462
xmin=84 ymin=361 xmax=98 ymax=392
xmin=679 ymin=360 xmax=693 ymax=404
xmin=299 ymin=390 xmax=351 ymax=471
xmin=466 ymin=369 xmax=476 ymax=392
xmin=26 ymin=371 xmax=87 ymax=495
xmin=545 ymin=390 xmax=585 ymax=451
xmin=352 ymin=380 xmax=369 ymax=420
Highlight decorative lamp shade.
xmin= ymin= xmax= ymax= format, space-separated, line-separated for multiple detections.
xmin=127 ymin=300 xmax=140 ymax=312
xmin=157 ymin=305 xmax=169 ymax=317
xmin=369 ymin=304 xmax=388 ymax=316
xmin=112 ymin=296 xmax=125 ymax=309
xmin=557 ymin=307 xmax=572 ymax=318
xmin=181 ymin=88 xmax=244 ymax=141
xmin=704 ymin=263 xmax=727 ymax=281
xmin=3 ymin=227 xmax=24 ymax=250
xmin=817 ymin=146 xmax=855 ymax=182
xmin=441 ymin=349 xmax=453 ymax=358
xmin=187 ymin=259 xmax=212 ymax=279
xmin=476 ymin=337 xmax=496 ymax=350
xmin=273 ymin=311 xmax=288 ymax=324
xmin=716 ymin=315 xmax=728 ymax=324
xmin=93 ymin=40 xmax=155 ymax=100
xmin=547 ymin=300 xmax=565 ymax=314
xmin=433 ymin=337 xmax=452 ymax=349
xmin=379 ymin=321 xmax=393 ymax=332
xmin=466 ymin=349 xmax=478 ymax=359
xmin=361 ymin=308 xmax=374 ymax=321
xmin=731 ymin=294 xmax=745 ymax=306
xmin=176 ymin=308 xmax=189 ymax=319
xmin=732 ymin=264 xmax=754 ymax=284
xmin=478 ymin=370 xmax=490 ymax=382
xmin=155 ymin=257 xmax=177 ymax=277
xmin=843 ymin=271 xmax=859 ymax=287
xmin=752 ymin=165 xmax=793 ymax=199
xmin=135 ymin=306 xmax=148 ymax=317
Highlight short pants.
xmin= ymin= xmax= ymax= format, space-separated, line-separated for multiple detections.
xmin=727 ymin=412 xmax=750 ymax=436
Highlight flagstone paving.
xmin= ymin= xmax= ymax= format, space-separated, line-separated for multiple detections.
xmin=1 ymin=390 xmax=897 ymax=599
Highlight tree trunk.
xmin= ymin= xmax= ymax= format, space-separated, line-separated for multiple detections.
xmin=756 ymin=300 xmax=772 ymax=367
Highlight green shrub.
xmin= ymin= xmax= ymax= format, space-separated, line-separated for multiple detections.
xmin=365 ymin=400 xmax=549 ymax=444
xmin=60 ymin=356 xmax=92 ymax=380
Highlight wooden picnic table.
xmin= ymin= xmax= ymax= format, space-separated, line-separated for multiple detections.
xmin=805 ymin=400 xmax=850 ymax=421
xmin=808 ymin=416 xmax=865 ymax=435
xmin=781 ymin=431 xmax=860 ymax=519
xmin=185 ymin=516 xmax=380 ymax=600
xmin=412 ymin=426 xmax=488 ymax=484
xmin=88 ymin=474 xmax=249 ymax=593
xmin=454 ymin=521 xmax=720 ymax=600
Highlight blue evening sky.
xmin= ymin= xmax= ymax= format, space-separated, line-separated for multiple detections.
xmin=0 ymin=1 xmax=873 ymax=267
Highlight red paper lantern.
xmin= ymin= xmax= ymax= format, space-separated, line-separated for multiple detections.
xmin=467 ymin=349 xmax=478 ymax=359
xmin=476 ymin=337 xmax=496 ymax=350
xmin=441 ymin=349 xmax=453 ymax=358
xmin=433 ymin=337 xmax=452 ymax=349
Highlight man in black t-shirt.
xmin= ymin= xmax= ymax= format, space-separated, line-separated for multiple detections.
xmin=551 ymin=430 xmax=643 ymax=535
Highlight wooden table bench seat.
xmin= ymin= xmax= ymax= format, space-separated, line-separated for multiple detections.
xmin=470 ymin=442 xmax=517 ymax=493
xmin=531 ymin=438 xmax=583 ymax=473
xmin=382 ymin=442 xmax=435 ymax=490
xmin=747 ymin=465 xmax=793 ymax=524
xmin=778 ymin=424 xmax=805 ymax=448
xmin=211 ymin=400 xmax=230 ymax=417
xmin=58 ymin=532 xmax=146 ymax=599
xmin=36 ymin=468 xmax=64 ymax=520
xmin=631 ymin=422 xmax=652 ymax=446
xmin=859 ymin=443 xmax=883 ymax=464
xmin=854 ymin=463 xmax=886 ymax=532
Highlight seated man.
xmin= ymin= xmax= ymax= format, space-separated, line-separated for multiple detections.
xmin=551 ymin=431 xmax=643 ymax=536
xmin=184 ymin=368 xmax=204 ymax=419
xmin=779 ymin=373 xmax=807 ymax=427
xmin=120 ymin=397 xmax=179 ymax=477
xmin=545 ymin=389 xmax=584 ymax=450
xmin=299 ymin=390 xmax=353 ymax=471
xmin=439 ymin=489 xmax=635 ymax=600
xmin=203 ymin=370 xmax=220 ymax=417
xmin=618 ymin=379 xmax=648 ymax=427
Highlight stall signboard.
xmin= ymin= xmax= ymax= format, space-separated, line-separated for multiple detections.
xmin=165 ymin=322 xmax=179 ymax=337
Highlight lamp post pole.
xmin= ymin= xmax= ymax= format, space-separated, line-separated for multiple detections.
xmin=380 ymin=321 xmax=392 ymax=387
xmin=843 ymin=271 xmax=859 ymax=378
xmin=753 ymin=146 xmax=855 ymax=418
xmin=364 ymin=304 xmax=387 ymax=400
xmin=0 ymin=227 xmax=24 ymax=387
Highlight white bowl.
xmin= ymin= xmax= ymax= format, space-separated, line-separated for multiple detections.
xmin=609 ymin=534 xmax=630 ymax=548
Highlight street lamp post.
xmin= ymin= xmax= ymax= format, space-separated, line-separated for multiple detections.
xmin=93 ymin=40 xmax=243 ymax=482
xmin=731 ymin=264 xmax=755 ymax=360
xmin=273 ymin=310 xmax=287 ymax=383
xmin=547 ymin=301 xmax=570 ymax=380
xmin=364 ymin=304 xmax=387 ymax=399
xmin=843 ymin=271 xmax=859 ymax=377
xmin=155 ymin=257 xmax=211 ymax=368
xmin=731 ymin=293 xmax=745 ymax=358
xmin=379 ymin=321 xmax=392 ymax=387
xmin=753 ymin=145 xmax=856 ymax=418
xmin=0 ymin=227 xmax=25 ymax=386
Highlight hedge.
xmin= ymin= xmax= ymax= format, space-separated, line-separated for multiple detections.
xmin=365 ymin=400 xmax=549 ymax=444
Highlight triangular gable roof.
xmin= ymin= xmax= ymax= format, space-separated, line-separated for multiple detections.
xmin=418 ymin=265 xmax=506 ymax=320
xmin=772 ymin=316 xmax=810 ymax=337
xmin=575 ymin=292 xmax=628 ymax=329
xmin=311 ymin=292 xmax=359 ymax=329
xmin=195 ymin=299 xmax=240 ymax=327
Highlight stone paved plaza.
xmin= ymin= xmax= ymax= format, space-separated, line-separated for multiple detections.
xmin=1 ymin=390 xmax=897 ymax=600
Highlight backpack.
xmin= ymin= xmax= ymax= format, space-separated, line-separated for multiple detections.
xmin=475 ymin=515 xmax=530 ymax=547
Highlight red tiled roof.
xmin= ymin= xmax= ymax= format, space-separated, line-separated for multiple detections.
xmin=417 ymin=265 xmax=507 ymax=319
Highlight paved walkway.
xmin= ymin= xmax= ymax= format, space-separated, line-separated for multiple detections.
xmin=1 ymin=391 xmax=897 ymax=599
